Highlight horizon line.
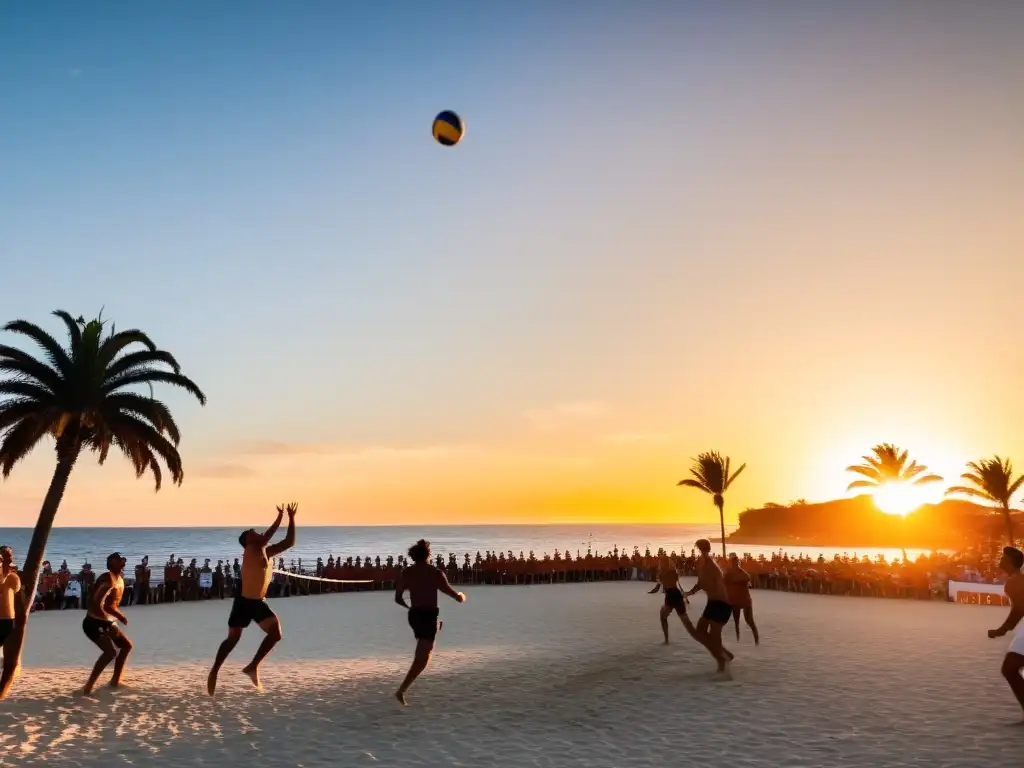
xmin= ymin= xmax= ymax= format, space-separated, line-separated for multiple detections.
xmin=0 ymin=521 xmax=726 ymax=531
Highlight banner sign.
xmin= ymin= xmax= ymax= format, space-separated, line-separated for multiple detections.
xmin=947 ymin=580 xmax=1009 ymax=606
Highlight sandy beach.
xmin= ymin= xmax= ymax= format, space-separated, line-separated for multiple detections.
xmin=0 ymin=579 xmax=1020 ymax=767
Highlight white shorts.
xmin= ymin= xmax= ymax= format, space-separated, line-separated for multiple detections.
xmin=1008 ymin=625 xmax=1024 ymax=656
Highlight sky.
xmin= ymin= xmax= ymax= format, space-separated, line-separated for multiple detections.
xmin=1 ymin=1 xmax=1022 ymax=527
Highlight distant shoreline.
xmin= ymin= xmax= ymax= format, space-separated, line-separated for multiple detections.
xmin=727 ymin=534 xmax=944 ymax=550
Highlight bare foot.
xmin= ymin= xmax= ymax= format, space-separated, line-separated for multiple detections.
xmin=724 ymin=648 xmax=735 ymax=661
xmin=395 ymin=690 xmax=408 ymax=706
xmin=242 ymin=666 xmax=262 ymax=691
xmin=207 ymin=669 xmax=219 ymax=696
xmin=82 ymin=683 xmax=97 ymax=696
xmin=108 ymin=680 xmax=124 ymax=689
xmin=717 ymin=660 xmax=733 ymax=681
xmin=0 ymin=663 xmax=21 ymax=700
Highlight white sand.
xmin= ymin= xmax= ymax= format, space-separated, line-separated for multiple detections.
xmin=0 ymin=579 xmax=1021 ymax=767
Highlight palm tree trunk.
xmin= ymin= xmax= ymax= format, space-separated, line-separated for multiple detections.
xmin=0 ymin=450 xmax=78 ymax=697
xmin=716 ymin=501 xmax=727 ymax=557
xmin=1003 ymin=502 xmax=1015 ymax=547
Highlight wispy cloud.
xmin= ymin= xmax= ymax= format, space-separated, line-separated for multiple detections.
xmin=235 ymin=440 xmax=331 ymax=456
xmin=601 ymin=432 xmax=674 ymax=444
xmin=233 ymin=440 xmax=478 ymax=461
xmin=194 ymin=463 xmax=258 ymax=479
xmin=524 ymin=401 xmax=610 ymax=431
xmin=343 ymin=445 xmax=476 ymax=461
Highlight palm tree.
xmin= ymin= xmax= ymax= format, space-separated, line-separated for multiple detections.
xmin=945 ymin=456 xmax=1023 ymax=546
xmin=845 ymin=443 xmax=943 ymax=491
xmin=0 ymin=310 xmax=205 ymax=695
xmin=678 ymin=451 xmax=746 ymax=557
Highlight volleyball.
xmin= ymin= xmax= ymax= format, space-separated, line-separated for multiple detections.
xmin=432 ymin=110 xmax=464 ymax=146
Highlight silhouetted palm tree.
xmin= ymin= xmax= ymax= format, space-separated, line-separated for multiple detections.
xmin=945 ymin=456 xmax=1023 ymax=546
xmin=0 ymin=310 xmax=205 ymax=697
xmin=678 ymin=451 xmax=746 ymax=557
xmin=845 ymin=443 xmax=943 ymax=491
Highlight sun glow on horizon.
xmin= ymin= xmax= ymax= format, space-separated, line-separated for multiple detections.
xmin=871 ymin=483 xmax=934 ymax=517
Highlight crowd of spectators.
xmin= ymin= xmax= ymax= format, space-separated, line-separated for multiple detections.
xmin=23 ymin=544 xmax=1005 ymax=612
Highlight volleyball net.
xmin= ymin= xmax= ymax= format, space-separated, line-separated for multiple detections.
xmin=271 ymin=569 xmax=374 ymax=584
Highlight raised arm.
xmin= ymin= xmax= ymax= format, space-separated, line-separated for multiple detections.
xmin=436 ymin=570 xmax=466 ymax=603
xmin=266 ymin=503 xmax=297 ymax=558
xmin=260 ymin=505 xmax=286 ymax=543
xmin=991 ymin=605 xmax=1024 ymax=637
xmin=394 ymin=570 xmax=409 ymax=608
xmin=990 ymin=581 xmax=1024 ymax=638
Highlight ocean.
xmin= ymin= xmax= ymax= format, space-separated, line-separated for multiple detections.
xmin=0 ymin=524 xmax=934 ymax=570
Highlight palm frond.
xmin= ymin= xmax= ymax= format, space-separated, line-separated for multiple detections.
xmin=846 ymin=464 xmax=882 ymax=484
xmin=944 ymin=485 xmax=990 ymax=501
xmin=901 ymin=462 xmax=925 ymax=481
xmin=847 ymin=443 xmax=942 ymax=493
xmin=103 ymin=413 xmax=184 ymax=486
xmin=946 ymin=456 xmax=1020 ymax=507
xmin=0 ymin=380 xmax=54 ymax=402
xmin=104 ymin=350 xmax=182 ymax=381
xmin=102 ymin=393 xmax=181 ymax=444
xmin=0 ymin=418 xmax=53 ymax=477
xmin=1 ymin=309 xmax=205 ymax=491
xmin=113 ymin=438 xmax=162 ymax=490
xmin=103 ymin=369 xmax=207 ymax=405
xmin=725 ymin=462 xmax=746 ymax=489
xmin=0 ymin=398 xmax=58 ymax=433
xmin=678 ymin=478 xmax=711 ymax=493
xmin=51 ymin=310 xmax=83 ymax=350
xmin=98 ymin=329 xmax=158 ymax=368
xmin=0 ymin=345 xmax=63 ymax=392
xmin=959 ymin=471 xmax=985 ymax=486
xmin=1 ymin=320 xmax=73 ymax=379
xmin=862 ymin=455 xmax=884 ymax=471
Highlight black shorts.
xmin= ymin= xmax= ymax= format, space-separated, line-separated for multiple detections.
xmin=664 ymin=587 xmax=685 ymax=609
xmin=702 ymin=599 xmax=733 ymax=625
xmin=82 ymin=616 xmax=116 ymax=644
xmin=228 ymin=596 xmax=276 ymax=629
xmin=408 ymin=607 xmax=440 ymax=641
xmin=0 ymin=618 xmax=13 ymax=645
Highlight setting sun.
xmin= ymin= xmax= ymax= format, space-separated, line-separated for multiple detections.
xmin=872 ymin=483 xmax=927 ymax=516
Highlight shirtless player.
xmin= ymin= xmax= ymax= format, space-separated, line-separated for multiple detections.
xmin=0 ymin=545 xmax=23 ymax=699
xmin=684 ymin=539 xmax=734 ymax=675
xmin=988 ymin=546 xmax=1024 ymax=720
xmin=82 ymin=552 xmax=132 ymax=695
xmin=394 ymin=539 xmax=466 ymax=705
xmin=725 ymin=552 xmax=760 ymax=644
xmin=207 ymin=503 xmax=297 ymax=695
xmin=655 ymin=553 xmax=689 ymax=643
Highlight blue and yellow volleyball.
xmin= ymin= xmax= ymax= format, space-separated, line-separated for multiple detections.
xmin=432 ymin=110 xmax=464 ymax=146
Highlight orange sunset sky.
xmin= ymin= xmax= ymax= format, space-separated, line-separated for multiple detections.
xmin=2 ymin=3 xmax=1023 ymax=527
